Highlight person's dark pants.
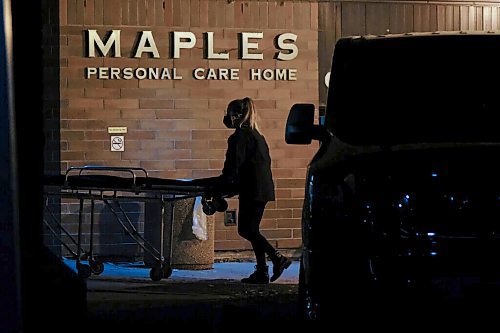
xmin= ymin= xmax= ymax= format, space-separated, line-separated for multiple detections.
xmin=237 ymin=199 xmax=276 ymax=267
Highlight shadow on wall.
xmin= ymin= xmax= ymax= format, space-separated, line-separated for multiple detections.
xmin=97 ymin=201 xmax=143 ymax=261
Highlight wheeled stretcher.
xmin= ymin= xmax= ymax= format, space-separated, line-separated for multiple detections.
xmin=43 ymin=165 xmax=228 ymax=281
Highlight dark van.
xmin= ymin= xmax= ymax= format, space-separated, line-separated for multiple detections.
xmin=286 ymin=32 xmax=500 ymax=326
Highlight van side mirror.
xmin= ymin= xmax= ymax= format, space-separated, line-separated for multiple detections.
xmin=285 ymin=103 xmax=325 ymax=144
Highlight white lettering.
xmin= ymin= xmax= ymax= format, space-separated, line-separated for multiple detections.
xmin=241 ymin=32 xmax=263 ymax=60
xmin=276 ymin=33 xmax=298 ymax=61
xmin=249 ymin=68 xmax=297 ymax=81
xmin=172 ymin=68 xmax=182 ymax=79
xmin=134 ymin=31 xmax=160 ymax=58
xmin=206 ymin=68 xmax=217 ymax=80
xmin=98 ymin=67 xmax=109 ymax=79
xmin=194 ymin=68 xmax=205 ymax=80
xmin=276 ymin=68 xmax=287 ymax=80
xmin=135 ymin=68 xmax=147 ymax=80
xmin=148 ymin=68 xmax=159 ymax=79
xmin=161 ymin=68 xmax=171 ymax=80
xmin=230 ymin=69 xmax=239 ymax=80
xmin=85 ymin=30 xmax=301 ymax=62
xmin=85 ymin=67 xmax=297 ymax=81
xmin=218 ymin=68 xmax=229 ymax=80
xmin=87 ymin=30 xmax=121 ymax=57
xmin=86 ymin=67 xmax=97 ymax=79
xmin=85 ymin=67 xmax=182 ymax=80
xmin=110 ymin=67 xmax=121 ymax=79
xmin=262 ymin=69 xmax=274 ymax=80
xmin=123 ymin=68 xmax=133 ymax=79
xmin=85 ymin=29 xmax=299 ymax=64
xmin=250 ymin=68 xmax=261 ymax=80
xmin=193 ymin=68 xmax=240 ymax=80
xmin=205 ymin=32 xmax=229 ymax=60
xmin=173 ymin=31 xmax=196 ymax=59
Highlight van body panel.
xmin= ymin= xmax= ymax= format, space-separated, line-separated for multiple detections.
xmin=292 ymin=32 xmax=500 ymax=324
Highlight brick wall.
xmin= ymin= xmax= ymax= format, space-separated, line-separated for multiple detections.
xmin=58 ymin=0 xmax=319 ymax=256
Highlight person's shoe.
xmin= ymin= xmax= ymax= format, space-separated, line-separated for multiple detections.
xmin=270 ymin=253 xmax=292 ymax=282
xmin=241 ymin=265 xmax=269 ymax=284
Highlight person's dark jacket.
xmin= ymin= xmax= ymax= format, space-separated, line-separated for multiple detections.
xmin=220 ymin=126 xmax=275 ymax=202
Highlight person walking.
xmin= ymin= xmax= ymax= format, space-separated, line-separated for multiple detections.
xmin=219 ymin=97 xmax=292 ymax=284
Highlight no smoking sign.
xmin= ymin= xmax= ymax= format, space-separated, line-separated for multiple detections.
xmin=110 ymin=136 xmax=125 ymax=152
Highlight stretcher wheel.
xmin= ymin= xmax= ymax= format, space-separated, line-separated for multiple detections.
xmin=89 ymin=259 xmax=104 ymax=275
xmin=149 ymin=267 xmax=163 ymax=281
xmin=162 ymin=264 xmax=172 ymax=279
xmin=77 ymin=263 xmax=92 ymax=279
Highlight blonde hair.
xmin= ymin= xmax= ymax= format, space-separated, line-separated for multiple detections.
xmin=228 ymin=97 xmax=260 ymax=132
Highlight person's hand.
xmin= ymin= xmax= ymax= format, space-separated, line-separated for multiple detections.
xmin=201 ymin=194 xmax=228 ymax=215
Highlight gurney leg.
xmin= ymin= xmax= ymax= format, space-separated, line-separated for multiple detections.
xmin=163 ymin=199 xmax=175 ymax=277
xmin=43 ymin=218 xmax=78 ymax=258
xmin=148 ymin=200 xmax=172 ymax=281
xmin=103 ymin=199 xmax=169 ymax=280
xmin=88 ymin=199 xmax=104 ymax=275
xmin=43 ymin=199 xmax=79 ymax=258
xmin=76 ymin=198 xmax=91 ymax=278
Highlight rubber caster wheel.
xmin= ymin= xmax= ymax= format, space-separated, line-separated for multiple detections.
xmin=89 ymin=259 xmax=104 ymax=275
xmin=149 ymin=267 xmax=163 ymax=281
xmin=162 ymin=264 xmax=173 ymax=279
xmin=77 ymin=264 xmax=92 ymax=279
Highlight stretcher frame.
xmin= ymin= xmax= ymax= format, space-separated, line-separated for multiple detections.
xmin=43 ymin=165 xmax=210 ymax=281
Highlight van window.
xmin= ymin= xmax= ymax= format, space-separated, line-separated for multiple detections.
xmin=327 ymin=34 xmax=500 ymax=145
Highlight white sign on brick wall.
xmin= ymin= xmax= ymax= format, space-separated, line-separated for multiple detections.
xmin=110 ymin=136 xmax=124 ymax=152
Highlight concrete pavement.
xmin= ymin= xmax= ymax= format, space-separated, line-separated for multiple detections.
xmin=62 ymin=258 xmax=299 ymax=283
xmin=62 ymin=258 xmax=302 ymax=333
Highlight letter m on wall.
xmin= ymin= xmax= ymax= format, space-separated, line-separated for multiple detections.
xmin=87 ymin=30 xmax=121 ymax=57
